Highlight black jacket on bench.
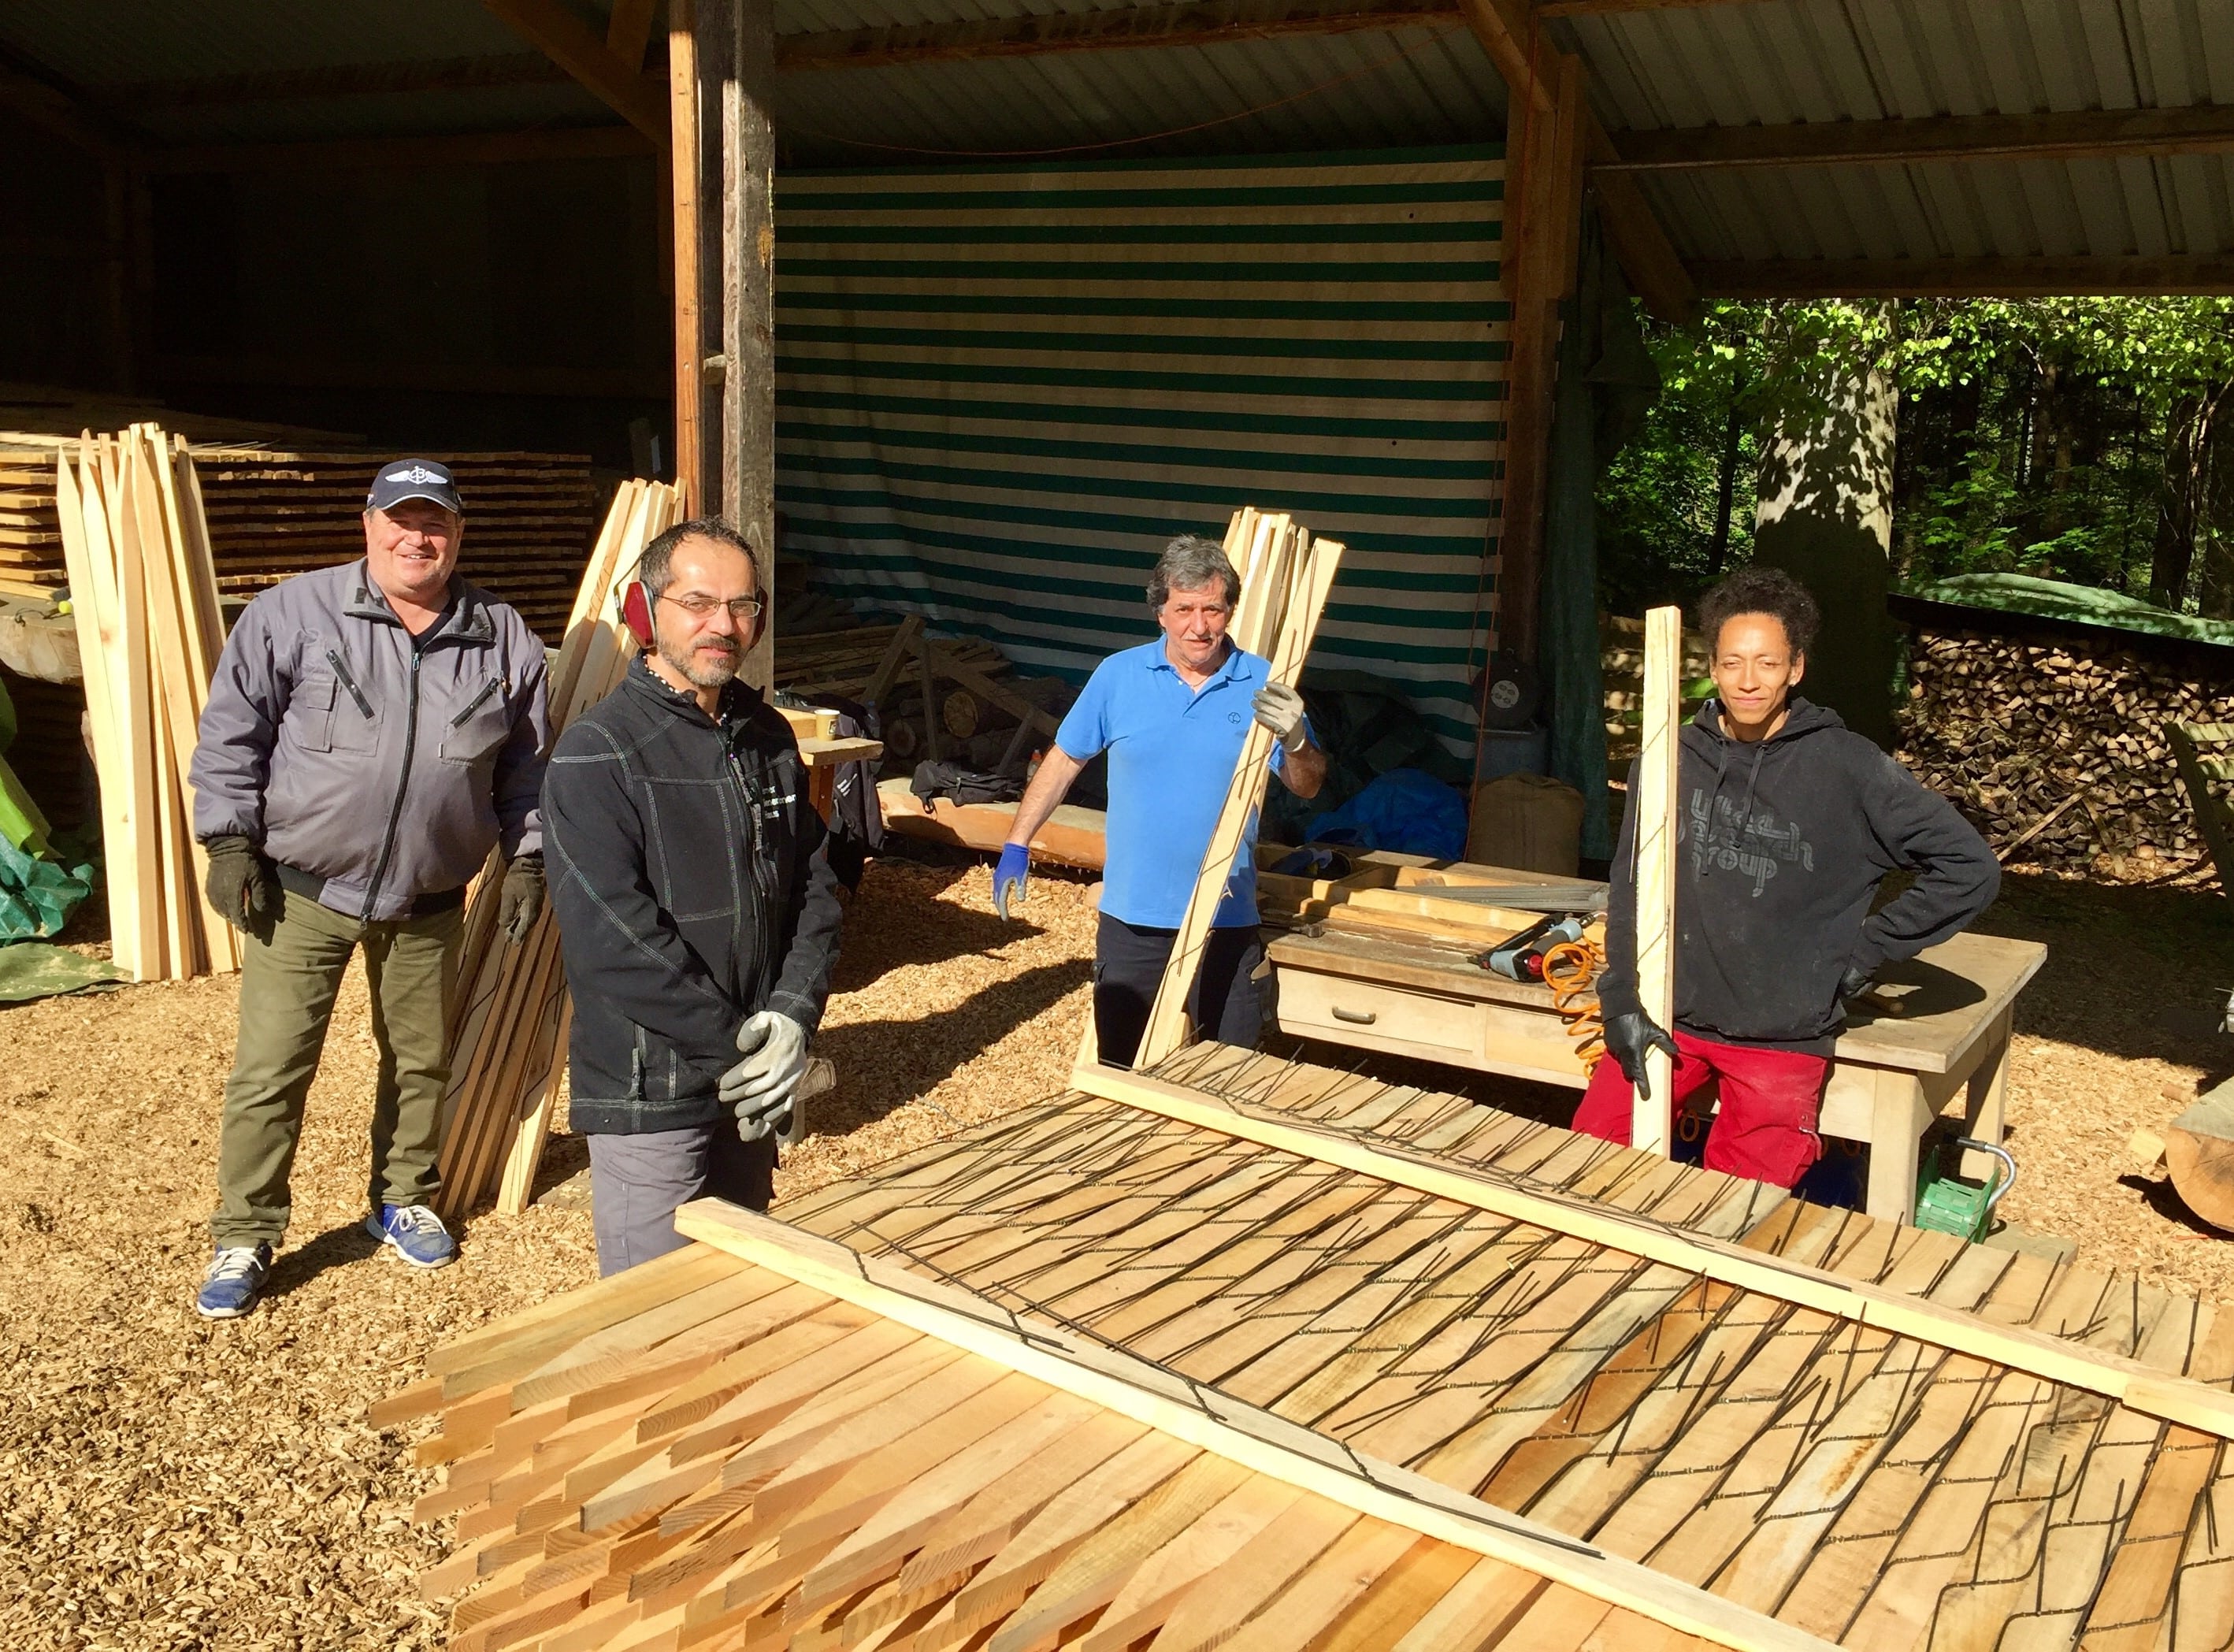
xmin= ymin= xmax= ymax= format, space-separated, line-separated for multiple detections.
xmin=544 ymin=655 xmax=844 ymax=1134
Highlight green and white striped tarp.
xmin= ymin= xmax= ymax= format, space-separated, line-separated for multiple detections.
xmin=774 ymin=144 xmax=1505 ymax=752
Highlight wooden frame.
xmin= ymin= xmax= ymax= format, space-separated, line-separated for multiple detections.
xmin=1608 ymin=103 xmax=2234 ymax=171
xmin=1064 ymin=1060 xmax=2234 ymax=1439
xmin=478 ymin=0 xmax=669 ymax=141
xmin=1696 ymin=254 xmax=2234 ymax=299
xmin=674 ymin=1200 xmax=1831 ymax=1652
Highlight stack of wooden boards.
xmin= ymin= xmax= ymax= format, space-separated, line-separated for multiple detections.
xmin=5 ymin=437 xmax=598 ymax=643
xmin=390 ymin=1034 xmax=2234 ymax=1650
xmin=53 ymin=426 xmax=239 ymax=982
xmin=435 ymin=479 xmax=685 ymax=1223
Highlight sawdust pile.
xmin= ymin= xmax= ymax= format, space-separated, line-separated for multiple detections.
xmin=3 ymin=852 xmax=2234 ymax=1648
xmin=0 ymin=856 xmax=1093 ymax=1651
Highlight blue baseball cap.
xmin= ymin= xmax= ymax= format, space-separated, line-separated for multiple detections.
xmin=366 ymin=458 xmax=463 ymax=515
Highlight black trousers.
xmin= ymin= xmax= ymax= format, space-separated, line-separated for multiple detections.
xmin=1093 ymin=912 xmax=1269 ymax=1069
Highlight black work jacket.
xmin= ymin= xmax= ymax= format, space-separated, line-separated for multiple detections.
xmin=544 ymin=656 xmax=844 ymax=1134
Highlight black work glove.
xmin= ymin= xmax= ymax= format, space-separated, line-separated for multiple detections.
xmin=203 ymin=835 xmax=279 ymax=937
xmin=1837 ymin=962 xmax=1877 ymax=1004
xmin=499 ymin=854 xmax=545 ymax=946
xmin=1604 ymin=1011 xmax=1679 ymax=1100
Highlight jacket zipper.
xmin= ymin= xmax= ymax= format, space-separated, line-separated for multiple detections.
xmin=325 ymin=648 xmax=374 ymax=719
xmin=362 ymin=648 xmax=424 ymax=922
xmin=448 ymin=677 xmax=501 ymax=728
xmin=729 ymin=737 xmax=780 ymax=1008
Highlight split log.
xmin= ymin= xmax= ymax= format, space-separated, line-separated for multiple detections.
xmin=2166 ymin=1079 xmax=2234 ymax=1231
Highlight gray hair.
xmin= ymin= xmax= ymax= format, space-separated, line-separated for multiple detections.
xmin=1147 ymin=534 xmax=1241 ymax=614
xmin=639 ymin=515 xmax=762 ymax=596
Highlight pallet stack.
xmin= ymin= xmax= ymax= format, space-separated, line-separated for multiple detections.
xmin=53 ymin=426 xmax=239 ymax=982
xmin=435 ymin=478 xmax=686 ymax=1222
xmin=5 ymin=436 xmax=598 ymax=642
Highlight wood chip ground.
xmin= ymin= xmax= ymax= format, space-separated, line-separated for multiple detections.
xmin=1 ymin=856 xmax=2231 ymax=1646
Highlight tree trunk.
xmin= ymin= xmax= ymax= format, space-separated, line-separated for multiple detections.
xmin=2199 ymin=415 xmax=2234 ymax=619
xmin=1706 ymin=388 xmax=1742 ymax=573
xmin=2153 ymin=392 xmax=2214 ymax=611
xmin=1752 ymin=321 xmax=1899 ymax=748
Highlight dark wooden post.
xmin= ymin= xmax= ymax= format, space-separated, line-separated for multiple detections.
xmin=721 ymin=0 xmax=777 ymax=692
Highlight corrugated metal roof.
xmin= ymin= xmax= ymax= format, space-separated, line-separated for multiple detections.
xmin=1558 ymin=0 xmax=2234 ymax=263
xmin=3 ymin=0 xmax=2229 ymax=272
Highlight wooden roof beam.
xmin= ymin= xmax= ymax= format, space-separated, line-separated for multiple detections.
xmin=1535 ymin=0 xmax=1772 ymax=13
xmin=1459 ymin=0 xmax=1696 ymax=319
xmin=775 ymin=0 xmax=1463 ymax=71
xmin=95 ymin=53 xmax=571 ymax=109
xmin=480 ymin=0 xmax=668 ymax=143
xmin=1694 ymin=253 xmax=2234 ymax=298
xmin=1608 ymin=103 xmax=2234 ymax=170
xmin=139 ymin=124 xmax=653 ymax=175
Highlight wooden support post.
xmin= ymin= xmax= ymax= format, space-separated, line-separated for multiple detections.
xmin=1631 ymin=604 xmax=1680 ymax=1154
xmin=1493 ymin=48 xmax=1585 ymax=663
xmin=721 ymin=0 xmax=778 ymax=692
xmin=668 ymin=0 xmax=706 ymax=515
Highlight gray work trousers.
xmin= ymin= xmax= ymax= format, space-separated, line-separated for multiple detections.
xmin=586 ymin=1123 xmax=776 ymax=1276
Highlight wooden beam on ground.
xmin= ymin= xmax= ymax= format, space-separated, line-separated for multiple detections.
xmin=101 ymin=53 xmax=569 ymax=109
xmin=775 ymin=0 xmax=1460 ymax=70
xmin=1607 ymin=104 xmax=2234 ymax=171
xmin=1065 ymin=1061 xmax=2234 ymax=1442
xmin=1631 ymin=604 xmax=1680 ymax=1154
xmin=1694 ymin=254 xmax=2234 ymax=299
xmin=141 ymin=124 xmax=653 ymax=174
xmin=675 ymin=1200 xmax=1833 ymax=1652
xmin=481 ymin=0 xmax=670 ymax=142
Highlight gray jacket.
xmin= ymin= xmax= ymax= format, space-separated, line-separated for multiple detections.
xmin=191 ymin=560 xmax=551 ymax=922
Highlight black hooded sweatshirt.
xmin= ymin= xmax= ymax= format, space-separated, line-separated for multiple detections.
xmin=1598 ymin=696 xmax=1998 ymax=1052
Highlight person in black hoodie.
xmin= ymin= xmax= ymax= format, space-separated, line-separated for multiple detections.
xmin=544 ymin=518 xmax=844 ymax=1275
xmin=1572 ymin=566 xmax=1998 ymax=1188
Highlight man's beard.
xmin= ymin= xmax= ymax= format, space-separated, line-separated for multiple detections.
xmin=657 ymin=632 xmax=741 ymax=690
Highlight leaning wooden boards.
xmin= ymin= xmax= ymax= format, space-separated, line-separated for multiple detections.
xmin=434 ymin=478 xmax=685 ymax=1220
xmin=53 ymin=426 xmax=239 ymax=982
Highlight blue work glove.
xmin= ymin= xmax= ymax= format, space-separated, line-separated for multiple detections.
xmin=993 ymin=843 xmax=1030 ymax=920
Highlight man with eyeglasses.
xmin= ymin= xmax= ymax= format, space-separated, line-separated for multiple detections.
xmin=541 ymin=517 xmax=844 ymax=1274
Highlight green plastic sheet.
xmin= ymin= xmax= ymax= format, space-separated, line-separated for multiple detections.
xmin=0 ymin=942 xmax=124 ymax=1004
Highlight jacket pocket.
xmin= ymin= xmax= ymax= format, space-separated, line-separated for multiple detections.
xmin=440 ymin=676 xmax=510 ymax=766
xmin=322 ymin=650 xmax=379 ymax=754
xmin=284 ymin=673 xmax=337 ymax=754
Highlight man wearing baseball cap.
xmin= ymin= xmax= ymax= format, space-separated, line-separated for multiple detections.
xmin=185 ymin=458 xmax=552 ymax=1318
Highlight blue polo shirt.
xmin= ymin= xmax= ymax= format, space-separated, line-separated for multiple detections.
xmin=1056 ymin=639 xmax=1289 ymax=930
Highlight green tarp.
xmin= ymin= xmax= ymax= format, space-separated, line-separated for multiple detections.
xmin=0 ymin=942 xmax=124 ymax=1004
xmin=1909 ymin=572 xmax=2234 ymax=649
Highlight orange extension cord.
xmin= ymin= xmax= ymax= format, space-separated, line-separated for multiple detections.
xmin=1539 ymin=937 xmax=1606 ymax=1075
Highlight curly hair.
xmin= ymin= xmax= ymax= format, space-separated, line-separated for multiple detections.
xmin=1147 ymin=535 xmax=1241 ymax=614
xmin=1696 ymin=565 xmax=1820 ymax=659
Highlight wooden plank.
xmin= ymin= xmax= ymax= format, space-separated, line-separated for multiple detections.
xmin=1064 ymin=1063 xmax=2234 ymax=1442
xmin=674 ymin=1206 xmax=1839 ymax=1652
xmin=1631 ymin=604 xmax=1681 ymax=1153
xmin=481 ymin=0 xmax=670 ymax=140
xmin=669 ymin=0 xmax=705 ymax=514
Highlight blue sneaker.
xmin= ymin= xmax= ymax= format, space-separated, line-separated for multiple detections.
xmin=195 ymin=1243 xmax=273 ymax=1320
xmin=366 ymin=1204 xmax=456 ymax=1268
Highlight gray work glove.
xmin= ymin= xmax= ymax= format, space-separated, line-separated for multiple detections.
xmin=1604 ymin=1011 xmax=1679 ymax=1100
xmin=499 ymin=853 xmax=545 ymax=946
xmin=1251 ymin=681 xmax=1308 ymax=752
xmin=722 ymin=1011 xmax=809 ymax=1142
xmin=202 ymin=835 xmax=280 ymax=937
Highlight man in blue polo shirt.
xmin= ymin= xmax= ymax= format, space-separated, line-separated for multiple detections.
xmin=995 ymin=533 xmax=1327 ymax=1066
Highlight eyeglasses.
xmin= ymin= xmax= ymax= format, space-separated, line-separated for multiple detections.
xmin=659 ymin=593 xmax=765 ymax=622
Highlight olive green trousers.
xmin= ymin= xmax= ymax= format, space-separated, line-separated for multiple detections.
xmin=208 ymin=890 xmax=462 ymax=1249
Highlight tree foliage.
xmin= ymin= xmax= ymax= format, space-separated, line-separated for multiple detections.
xmin=1595 ymin=295 xmax=2234 ymax=618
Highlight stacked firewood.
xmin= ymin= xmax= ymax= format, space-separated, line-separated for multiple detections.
xmin=1897 ymin=623 xmax=2234 ymax=872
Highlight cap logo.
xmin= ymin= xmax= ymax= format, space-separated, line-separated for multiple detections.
xmin=385 ymin=464 xmax=446 ymax=485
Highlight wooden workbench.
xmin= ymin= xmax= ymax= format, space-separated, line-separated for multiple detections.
xmin=1267 ymin=922 xmax=2046 ymax=1223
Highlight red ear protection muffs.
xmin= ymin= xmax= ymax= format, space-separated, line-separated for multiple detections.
xmin=621 ymin=579 xmax=655 ymax=647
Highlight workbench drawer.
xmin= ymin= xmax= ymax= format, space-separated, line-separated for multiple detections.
xmin=1278 ymin=971 xmax=1479 ymax=1060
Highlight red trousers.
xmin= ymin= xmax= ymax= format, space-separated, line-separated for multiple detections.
xmin=1570 ymin=1027 xmax=1828 ymax=1189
